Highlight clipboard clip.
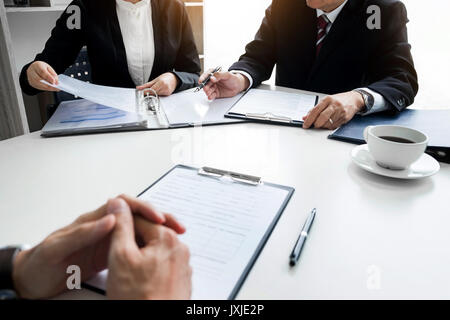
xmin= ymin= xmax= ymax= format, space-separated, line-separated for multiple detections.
xmin=198 ymin=167 xmax=261 ymax=186
xmin=136 ymin=88 xmax=170 ymax=128
xmin=245 ymin=112 xmax=293 ymax=123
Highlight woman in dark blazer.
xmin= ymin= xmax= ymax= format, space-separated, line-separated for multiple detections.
xmin=20 ymin=0 xmax=201 ymax=97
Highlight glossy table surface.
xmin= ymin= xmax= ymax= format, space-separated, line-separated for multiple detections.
xmin=1 ymin=85 xmax=449 ymax=299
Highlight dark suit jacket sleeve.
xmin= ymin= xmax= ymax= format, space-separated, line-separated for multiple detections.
xmin=229 ymin=3 xmax=277 ymax=88
xmin=171 ymin=4 xmax=201 ymax=93
xmin=367 ymin=1 xmax=418 ymax=112
xmin=19 ymin=0 xmax=85 ymax=96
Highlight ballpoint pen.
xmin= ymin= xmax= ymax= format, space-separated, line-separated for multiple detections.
xmin=289 ymin=208 xmax=316 ymax=267
xmin=195 ymin=66 xmax=222 ymax=92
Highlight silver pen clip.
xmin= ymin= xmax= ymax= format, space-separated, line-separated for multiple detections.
xmin=245 ymin=112 xmax=293 ymax=123
xmin=198 ymin=167 xmax=261 ymax=186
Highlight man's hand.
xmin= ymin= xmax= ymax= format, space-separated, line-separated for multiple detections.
xmin=26 ymin=61 xmax=60 ymax=92
xmin=302 ymin=91 xmax=365 ymax=130
xmin=11 ymin=195 xmax=183 ymax=299
xmin=200 ymin=69 xmax=249 ymax=100
xmin=107 ymin=198 xmax=192 ymax=300
xmin=137 ymin=72 xmax=179 ymax=96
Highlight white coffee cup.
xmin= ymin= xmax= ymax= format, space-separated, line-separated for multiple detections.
xmin=363 ymin=125 xmax=428 ymax=170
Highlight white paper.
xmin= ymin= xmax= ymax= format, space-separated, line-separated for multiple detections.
xmin=229 ymin=88 xmax=317 ymax=122
xmin=85 ymin=166 xmax=290 ymax=300
xmin=41 ymin=99 xmax=146 ymax=135
xmin=160 ymin=89 xmax=244 ymax=126
xmin=42 ymin=75 xmax=137 ymax=113
xmin=42 ymin=76 xmax=244 ymax=127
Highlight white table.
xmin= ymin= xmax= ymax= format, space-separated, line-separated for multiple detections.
xmin=1 ymin=85 xmax=449 ymax=300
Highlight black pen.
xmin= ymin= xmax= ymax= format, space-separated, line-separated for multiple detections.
xmin=289 ymin=208 xmax=316 ymax=267
xmin=195 ymin=66 xmax=222 ymax=92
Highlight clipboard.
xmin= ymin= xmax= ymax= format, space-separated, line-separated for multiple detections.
xmin=83 ymin=164 xmax=295 ymax=300
xmin=40 ymin=76 xmax=246 ymax=137
xmin=225 ymin=88 xmax=319 ymax=127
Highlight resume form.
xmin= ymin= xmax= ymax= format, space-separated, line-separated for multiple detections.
xmin=85 ymin=165 xmax=293 ymax=299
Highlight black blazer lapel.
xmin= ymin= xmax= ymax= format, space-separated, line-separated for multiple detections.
xmin=309 ymin=0 xmax=362 ymax=77
xmin=107 ymin=0 xmax=135 ymax=86
xmin=150 ymin=0 xmax=165 ymax=81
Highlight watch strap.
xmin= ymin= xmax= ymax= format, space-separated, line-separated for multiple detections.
xmin=0 ymin=247 xmax=21 ymax=291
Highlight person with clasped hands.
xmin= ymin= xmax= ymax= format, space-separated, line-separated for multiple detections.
xmin=200 ymin=0 xmax=418 ymax=130
xmin=0 ymin=195 xmax=191 ymax=300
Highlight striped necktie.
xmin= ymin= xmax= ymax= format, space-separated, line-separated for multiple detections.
xmin=316 ymin=14 xmax=331 ymax=56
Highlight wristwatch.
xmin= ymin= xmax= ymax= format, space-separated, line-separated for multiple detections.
xmin=353 ymin=89 xmax=375 ymax=114
xmin=0 ymin=246 xmax=22 ymax=300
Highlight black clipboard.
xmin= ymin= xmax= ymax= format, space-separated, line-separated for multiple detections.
xmin=83 ymin=164 xmax=295 ymax=300
xmin=225 ymin=89 xmax=319 ymax=127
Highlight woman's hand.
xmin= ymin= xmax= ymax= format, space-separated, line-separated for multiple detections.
xmin=26 ymin=61 xmax=60 ymax=92
xmin=137 ymin=72 xmax=179 ymax=96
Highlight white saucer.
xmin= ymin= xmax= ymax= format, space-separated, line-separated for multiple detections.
xmin=351 ymin=144 xmax=440 ymax=180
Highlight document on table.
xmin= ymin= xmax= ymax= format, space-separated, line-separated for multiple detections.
xmin=226 ymin=89 xmax=318 ymax=124
xmin=160 ymin=88 xmax=245 ymax=126
xmin=42 ymin=75 xmax=137 ymax=113
xmin=42 ymin=76 xmax=245 ymax=130
xmin=85 ymin=165 xmax=294 ymax=300
xmin=41 ymin=99 xmax=148 ymax=136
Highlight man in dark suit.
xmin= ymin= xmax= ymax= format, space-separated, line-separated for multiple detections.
xmin=201 ymin=0 xmax=418 ymax=129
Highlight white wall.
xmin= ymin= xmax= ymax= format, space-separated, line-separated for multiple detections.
xmin=402 ymin=0 xmax=450 ymax=109
xmin=204 ymin=0 xmax=272 ymax=75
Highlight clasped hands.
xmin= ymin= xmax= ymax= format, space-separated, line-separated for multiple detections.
xmin=12 ymin=195 xmax=192 ymax=300
xmin=199 ymin=68 xmax=365 ymax=130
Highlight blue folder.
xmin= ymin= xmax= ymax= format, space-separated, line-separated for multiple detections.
xmin=328 ymin=109 xmax=450 ymax=163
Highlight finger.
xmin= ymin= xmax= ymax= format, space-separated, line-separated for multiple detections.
xmin=137 ymin=80 xmax=157 ymax=91
xmin=30 ymin=72 xmax=59 ymax=92
xmin=49 ymin=214 xmax=116 ymax=258
xmin=150 ymin=81 xmax=162 ymax=94
xmin=163 ymin=213 xmax=186 ymax=234
xmin=208 ymin=92 xmax=217 ymax=101
xmin=314 ymin=106 xmax=335 ymax=128
xmin=203 ymin=84 xmax=216 ymax=97
xmin=199 ymin=68 xmax=215 ymax=83
xmin=74 ymin=203 xmax=108 ymax=225
xmin=47 ymin=66 xmax=59 ymax=85
xmin=108 ymin=198 xmax=139 ymax=254
xmin=134 ymin=216 xmax=164 ymax=245
xmin=36 ymin=65 xmax=57 ymax=85
xmin=118 ymin=194 xmax=166 ymax=224
xmin=303 ymin=97 xmax=331 ymax=129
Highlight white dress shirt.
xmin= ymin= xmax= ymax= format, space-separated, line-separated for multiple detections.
xmin=116 ymin=0 xmax=155 ymax=86
xmin=233 ymin=0 xmax=388 ymax=115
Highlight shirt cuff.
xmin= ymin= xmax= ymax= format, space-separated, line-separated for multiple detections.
xmin=358 ymin=87 xmax=389 ymax=116
xmin=230 ymin=70 xmax=253 ymax=91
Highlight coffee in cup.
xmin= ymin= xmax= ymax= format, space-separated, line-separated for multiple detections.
xmin=363 ymin=125 xmax=428 ymax=170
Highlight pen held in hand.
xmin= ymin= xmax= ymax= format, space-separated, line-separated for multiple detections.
xmin=195 ymin=66 xmax=222 ymax=92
